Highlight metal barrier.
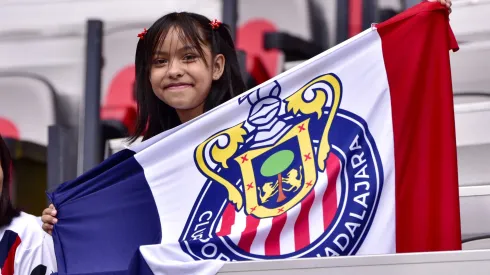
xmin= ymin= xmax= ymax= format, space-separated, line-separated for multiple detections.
xmin=217 ymin=249 xmax=490 ymax=274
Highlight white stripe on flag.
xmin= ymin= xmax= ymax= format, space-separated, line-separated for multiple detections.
xmin=336 ymin=169 xmax=342 ymax=207
xmin=279 ymin=202 xmax=301 ymax=254
xmin=229 ymin=208 xmax=247 ymax=245
xmin=307 ymin=172 xmax=329 ymax=243
xmin=249 ymin=217 xmax=273 ymax=255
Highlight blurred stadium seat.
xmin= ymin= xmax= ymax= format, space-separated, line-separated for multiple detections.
xmin=0 ymin=73 xmax=57 ymax=146
xmin=101 ymin=64 xmax=137 ymax=139
xmin=236 ymin=19 xmax=279 ymax=85
xmin=101 ymin=25 xmax=149 ymax=141
xmin=101 ymin=25 xmax=142 ymax=102
xmin=0 ymin=73 xmax=55 ymax=214
xmin=454 ymin=101 xmax=490 ymax=249
xmin=451 ymin=40 xmax=490 ymax=98
xmin=455 ymin=101 xmax=490 ymax=186
xmin=0 ymin=34 xmax=84 ymax=127
xmin=236 ymin=0 xmax=328 ymax=81
xmin=238 ymin=0 xmax=323 ymax=46
xmin=0 ymin=117 xmax=19 ymax=140
xmin=460 ymin=185 xmax=490 ymax=250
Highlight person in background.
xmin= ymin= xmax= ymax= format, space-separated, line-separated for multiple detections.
xmin=0 ymin=135 xmax=57 ymax=274
xmin=41 ymin=0 xmax=452 ymax=233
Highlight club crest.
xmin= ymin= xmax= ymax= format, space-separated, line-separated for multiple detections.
xmin=180 ymin=73 xmax=384 ymax=260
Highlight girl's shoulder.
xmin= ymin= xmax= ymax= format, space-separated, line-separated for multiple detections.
xmin=0 ymin=212 xmax=48 ymax=251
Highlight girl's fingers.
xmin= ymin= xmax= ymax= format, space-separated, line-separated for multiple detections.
xmin=42 ymin=223 xmax=53 ymax=232
xmin=42 ymin=206 xmax=57 ymax=217
xmin=42 ymin=215 xmax=58 ymax=225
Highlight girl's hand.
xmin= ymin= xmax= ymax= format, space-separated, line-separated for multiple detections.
xmin=429 ymin=0 xmax=452 ymax=13
xmin=41 ymin=204 xmax=58 ymax=235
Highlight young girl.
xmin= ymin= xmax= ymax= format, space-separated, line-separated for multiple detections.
xmin=42 ymin=11 xmax=246 ymax=233
xmin=0 ymin=135 xmax=57 ymax=274
xmin=41 ymin=0 xmax=452 ymax=233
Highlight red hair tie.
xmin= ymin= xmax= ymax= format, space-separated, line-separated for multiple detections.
xmin=138 ymin=28 xmax=148 ymax=40
xmin=209 ymin=19 xmax=221 ymax=30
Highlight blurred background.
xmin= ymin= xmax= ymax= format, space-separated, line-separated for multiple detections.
xmin=0 ymin=0 xmax=489 ymax=249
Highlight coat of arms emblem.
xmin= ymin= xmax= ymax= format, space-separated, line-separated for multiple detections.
xmin=182 ymin=74 xmax=384 ymax=260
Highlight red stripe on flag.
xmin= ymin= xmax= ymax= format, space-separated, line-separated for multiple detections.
xmin=1 ymin=235 xmax=21 ymax=275
xmin=216 ymin=203 xmax=236 ymax=237
xmin=376 ymin=2 xmax=461 ymax=252
xmin=237 ymin=215 xmax=261 ymax=253
xmin=264 ymin=213 xmax=287 ymax=256
xmin=294 ymin=190 xmax=316 ymax=250
xmin=323 ymin=153 xmax=340 ymax=230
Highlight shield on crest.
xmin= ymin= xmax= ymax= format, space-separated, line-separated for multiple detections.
xmin=235 ymin=118 xmax=318 ymax=218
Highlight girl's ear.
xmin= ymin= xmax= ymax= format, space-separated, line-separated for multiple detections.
xmin=212 ymin=54 xmax=225 ymax=80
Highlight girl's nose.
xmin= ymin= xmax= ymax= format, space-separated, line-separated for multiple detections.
xmin=167 ymin=60 xmax=185 ymax=78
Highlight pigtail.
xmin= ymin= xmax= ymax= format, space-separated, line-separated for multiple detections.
xmin=208 ymin=19 xmax=246 ymax=102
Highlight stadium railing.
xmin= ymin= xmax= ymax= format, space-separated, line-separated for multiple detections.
xmin=217 ymin=249 xmax=490 ymax=274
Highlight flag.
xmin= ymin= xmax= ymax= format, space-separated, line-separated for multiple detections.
xmin=48 ymin=2 xmax=461 ymax=275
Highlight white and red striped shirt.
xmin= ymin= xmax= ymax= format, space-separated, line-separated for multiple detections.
xmin=0 ymin=212 xmax=57 ymax=275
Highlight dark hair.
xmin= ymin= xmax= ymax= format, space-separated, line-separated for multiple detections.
xmin=130 ymin=12 xmax=246 ymax=142
xmin=0 ymin=136 xmax=20 ymax=227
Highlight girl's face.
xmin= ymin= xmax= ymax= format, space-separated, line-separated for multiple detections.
xmin=150 ymin=27 xmax=225 ymax=122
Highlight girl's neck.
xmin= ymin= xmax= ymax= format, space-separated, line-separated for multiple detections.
xmin=176 ymin=103 xmax=205 ymax=124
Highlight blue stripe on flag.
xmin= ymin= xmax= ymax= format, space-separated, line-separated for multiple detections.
xmin=48 ymin=149 xmax=162 ymax=274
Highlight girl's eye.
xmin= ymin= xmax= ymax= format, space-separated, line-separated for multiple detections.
xmin=153 ymin=59 xmax=168 ymax=65
xmin=183 ymin=55 xmax=197 ymax=62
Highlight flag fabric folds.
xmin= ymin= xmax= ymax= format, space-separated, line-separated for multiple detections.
xmin=48 ymin=2 xmax=461 ymax=275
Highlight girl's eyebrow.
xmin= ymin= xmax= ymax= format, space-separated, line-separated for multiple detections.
xmin=178 ymin=45 xmax=198 ymax=52
xmin=154 ymin=45 xmax=197 ymax=56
